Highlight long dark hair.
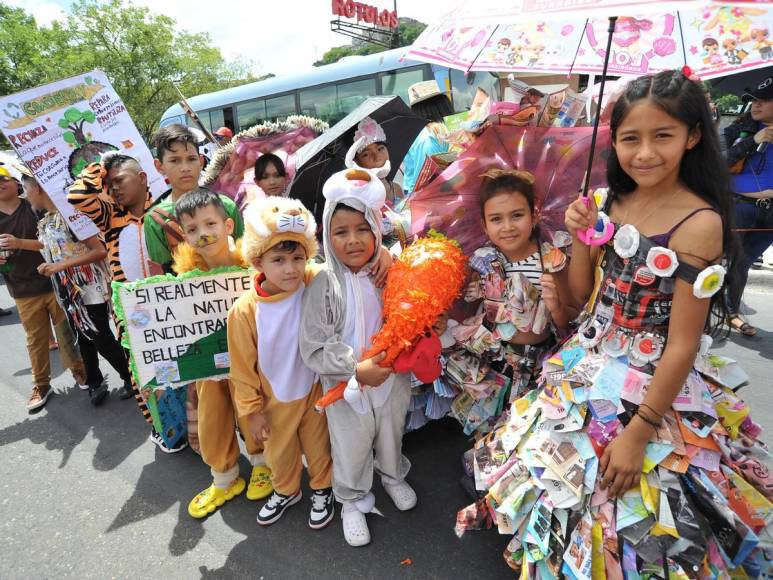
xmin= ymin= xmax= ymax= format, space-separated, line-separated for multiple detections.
xmin=606 ymin=69 xmax=737 ymax=334
xmin=411 ymin=94 xmax=453 ymax=124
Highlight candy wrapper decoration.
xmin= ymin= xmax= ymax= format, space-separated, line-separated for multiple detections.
xmin=315 ymin=233 xmax=467 ymax=411
xmin=409 ymin=125 xmax=610 ymax=256
xmin=452 ymin=216 xmax=773 ymax=575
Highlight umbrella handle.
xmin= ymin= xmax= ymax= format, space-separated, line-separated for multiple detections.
xmin=578 ymin=16 xmax=618 ymax=248
xmin=577 ymin=196 xmax=614 ymax=246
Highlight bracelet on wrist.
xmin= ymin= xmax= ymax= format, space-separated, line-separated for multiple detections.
xmin=639 ymin=403 xmax=663 ymax=419
xmin=635 ymin=409 xmax=661 ymax=431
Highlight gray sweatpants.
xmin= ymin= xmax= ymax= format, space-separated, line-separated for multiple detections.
xmin=325 ymin=374 xmax=412 ymax=503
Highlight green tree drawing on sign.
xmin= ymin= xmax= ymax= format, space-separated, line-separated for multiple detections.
xmin=58 ymin=107 xmax=97 ymax=146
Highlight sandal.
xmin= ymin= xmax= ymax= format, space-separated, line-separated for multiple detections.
xmin=188 ymin=478 xmax=245 ymax=518
xmin=728 ymin=316 xmax=757 ymax=337
xmin=246 ymin=465 xmax=274 ymax=500
xmin=341 ymin=502 xmax=371 ymax=547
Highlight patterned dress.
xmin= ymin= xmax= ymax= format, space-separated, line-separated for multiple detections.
xmin=456 ymin=213 xmax=772 ymax=578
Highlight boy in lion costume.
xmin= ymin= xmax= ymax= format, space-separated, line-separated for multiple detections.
xmin=227 ymin=193 xmax=335 ymax=529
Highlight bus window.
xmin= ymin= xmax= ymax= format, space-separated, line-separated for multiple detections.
xmin=265 ymin=94 xmax=297 ymax=123
xmin=337 ymin=78 xmax=377 ymax=117
xmin=381 ymin=68 xmax=425 ymax=104
xmin=299 ymin=85 xmax=338 ymax=124
xmin=449 ymin=69 xmax=501 ymax=112
xmin=237 ymin=99 xmax=266 ymax=131
xmin=209 ymin=109 xmax=225 ymax=131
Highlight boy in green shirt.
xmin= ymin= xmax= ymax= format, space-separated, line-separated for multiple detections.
xmin=144 ymin=124 xmax=243 ymax=274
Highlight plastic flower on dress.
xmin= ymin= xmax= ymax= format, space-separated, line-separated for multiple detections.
xmin=646 ymin=246 xmax=679 ymax=277
xmin=693 ymin=264 xmax=726 ymax=299
xmin=613 ymin=224 xmax=640 ymax=259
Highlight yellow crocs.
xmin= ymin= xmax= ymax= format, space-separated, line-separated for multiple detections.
xmin=188 ymin=478 xmax=246 ymax=519
xmin=246 ymin=465 xmax=274 ymax=500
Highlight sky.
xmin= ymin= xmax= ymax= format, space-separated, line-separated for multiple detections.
xmin=6 ymin=0 xmax=451 ymax=75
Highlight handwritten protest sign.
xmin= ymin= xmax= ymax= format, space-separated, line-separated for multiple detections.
xmin=113 ymin=267 xmax=252 ymax=390
xmin=0 ymin=69 xmax=165 ymax=239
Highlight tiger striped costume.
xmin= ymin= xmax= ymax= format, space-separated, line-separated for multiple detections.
xmin=68 ymin=162 xmax=155 ymax=424
xmin=68 ymin=162 xmax=154 ymax=284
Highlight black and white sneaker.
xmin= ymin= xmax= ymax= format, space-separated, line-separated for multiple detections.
xmin=308 ymin=488 xmax=335 ymax=530
xmin=149 ymin=428 xmax=188 ymax=454
xmin=89 ymin=382 xmax=108 ymax=406
xmin=257 ymin=490 xmax=302 ymax=526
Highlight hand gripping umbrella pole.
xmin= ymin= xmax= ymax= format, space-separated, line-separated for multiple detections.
xmin=577 ymin=16 xmax=618 ymax=247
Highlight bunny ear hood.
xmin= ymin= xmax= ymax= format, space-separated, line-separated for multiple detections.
xmin=242 ymin=195 xmax=318 ymax=266
xmin=321 ymin=168 xmax=384 ymax=274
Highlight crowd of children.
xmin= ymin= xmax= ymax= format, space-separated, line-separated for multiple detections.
xmin=1 ymin=70 xmax=771 ymax=574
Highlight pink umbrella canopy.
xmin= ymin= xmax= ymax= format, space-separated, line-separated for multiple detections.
xmin=408 ymin=125 xmax=611 ymax=256
xmin=406 ymin=1 xmax=772 ymax=79
xmin=201 ymin=116 xmax=328 ymax=209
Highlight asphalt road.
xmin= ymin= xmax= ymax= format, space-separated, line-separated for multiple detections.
xmin=1 ymin=284 xmax=771 ymax=579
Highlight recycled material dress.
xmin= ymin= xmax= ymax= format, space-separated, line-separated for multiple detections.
xmin=455 ymin=201 xmax=772 ymax=579
xmin=448 ymin=241 xmax=567 ymax=439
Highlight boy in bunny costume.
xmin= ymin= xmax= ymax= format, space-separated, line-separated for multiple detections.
xmin=299 ymin=167 xmax=415 ymax=547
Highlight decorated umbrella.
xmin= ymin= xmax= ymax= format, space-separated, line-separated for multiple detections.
xmin=409 ymin=125 xmax=611 ymax=256
xmin=202 ymin=115 xmax=328 ymax=210
xmin=408 ymin=0 xmax=770 ymax=245
xmin=289 ymin=95 xmax=425 ymax=221
xmin=406 ymin=1 xmax=772 ymax=80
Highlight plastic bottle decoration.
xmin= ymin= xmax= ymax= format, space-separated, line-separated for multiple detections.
xmin=693 ymin=264 xmax=726 ymax=299
xmin=613 ymin=224 xmax=640 ymax=259
xmin=646 ymin=247 xmax=679 ymax=278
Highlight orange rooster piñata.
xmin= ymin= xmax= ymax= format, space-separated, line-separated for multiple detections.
xmin=315 ymin=232 xmax=468 ymax=412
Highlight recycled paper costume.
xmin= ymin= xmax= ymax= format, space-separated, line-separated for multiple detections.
xmin=449 ymin=238 xmax=568 ymax=438
xmin=228 ymin=197 xmax=332 ymax=505
xmin=456 ymin=191 xmax=773 ymax=578
xmin=173 ymin=240 xmax=272 ymax=518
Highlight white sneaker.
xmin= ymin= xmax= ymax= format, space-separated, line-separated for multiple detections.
xmin=341 ymin=502 xmax=371 ymax=547
xmin=383 ymin=480 xmax=417 ymax=511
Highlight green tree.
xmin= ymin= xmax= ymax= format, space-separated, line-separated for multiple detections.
xmin=59 ymin=0 xmax=251 ymax=138
xmin=0 ymin=0 xmax=255 ymax=140
xmin=314 ymin=20 xmax=426 ymax=67
xmin=0 ymin=4 xmax=68 ymax=97
xmin=715 ymin=93 xmax=743 ymax=114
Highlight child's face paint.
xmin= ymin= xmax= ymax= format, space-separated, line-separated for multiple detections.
xmin=179 ymin=205 xmax=234 ymax=262
xmin=193 ymin=233 xmax=219 ymax=248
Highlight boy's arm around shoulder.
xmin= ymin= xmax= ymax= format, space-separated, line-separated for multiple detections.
xmin=227 ymin=292 xmax=264 ymax=417
xmin=299 ymin=268 xmax=358 ymax=384
xmin=143 ymin=207 xmax=173 ymax=267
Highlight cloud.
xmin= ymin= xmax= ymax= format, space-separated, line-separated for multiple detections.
xmin=5 ymin=0 xmax=68 ymax=26
xmin=6 ymin=0 xmax=450 ymax=74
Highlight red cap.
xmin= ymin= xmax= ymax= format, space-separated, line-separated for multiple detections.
xmin=393 ymin=332 xmax=442 ymax=384
xmin=214 ymin=126 xmax=233 ymax=139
